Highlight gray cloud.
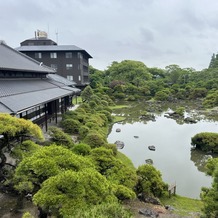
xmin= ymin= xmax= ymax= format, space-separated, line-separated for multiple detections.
xmin=1 ymin=0 xmax=218 ymax=70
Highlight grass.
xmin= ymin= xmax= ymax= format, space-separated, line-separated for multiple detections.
xmin=160 ymin=195 xmax=203 ymax=217
xmin=116 ymin=151 xmax=135 ymax=170
xmin=112 ymin=115 xmax=126 ymax=123
xmin=109 ymin=105 xmax=129 ymax=110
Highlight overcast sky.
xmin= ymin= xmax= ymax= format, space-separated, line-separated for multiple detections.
xmin=1 ymin=0 xmax=218 ymax=71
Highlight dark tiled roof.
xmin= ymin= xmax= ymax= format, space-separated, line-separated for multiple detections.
xmin=0 ymin=103 xmax=13 ymax=113
xmin=47 ymin=74 xmax=76 ymax=86
xmin=0 ymin=87 xmax=74 ymax=113
xmin=0 ymin=79 xmax=59 ymax=98
xmin=0 ymin=41 xmax=55 ymax=73
xmin=16 ymin=45 xmax=92 ymax=58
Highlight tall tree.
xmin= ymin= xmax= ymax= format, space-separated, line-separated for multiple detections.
xmin=208 ymin=53 xmax=218 ymax=69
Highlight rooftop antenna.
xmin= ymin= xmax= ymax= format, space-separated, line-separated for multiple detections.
xmin=47 ymin=24 xmax=50 ymax=38
xmin=55 ymin=29 xmax=58 ymax=44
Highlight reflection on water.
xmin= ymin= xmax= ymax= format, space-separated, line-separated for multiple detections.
xmin=108 ymin=105 xmax=218 ymax=199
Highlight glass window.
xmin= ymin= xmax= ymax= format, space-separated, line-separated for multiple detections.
xmin=66 ymin=64 xmax=73 ymax=70
xmin=78 ymin=75 xmax=81 ymax=81
xmin=77 ymin=52 xmax=83 ymax=59
xmin=35 ymin=52 xmax=42 ymax=59
xmin=51 ymin=64 xmax=58 ymax=70
xmin=65 ymin=52 xmax=72 ymax=58
xmin=67 ymin=75 xmax=73 ymax=81
xmin=50 ymin=52 xmax=57 ymax=58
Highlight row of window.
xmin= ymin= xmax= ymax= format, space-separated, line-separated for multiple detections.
xmin=67 ymin=75 xmax=81 ymax=81
xmin=50 ymin=64 xmax=81 ymax=70
xmin=35 ymin=52 xmax=83 ymax=59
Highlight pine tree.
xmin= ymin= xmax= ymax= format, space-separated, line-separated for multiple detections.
xmin=208 ymin=53 xmax=218 ymax=69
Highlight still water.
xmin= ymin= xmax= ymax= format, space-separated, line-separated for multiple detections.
xmin=108 ymin=112 xmax=218 ymax=199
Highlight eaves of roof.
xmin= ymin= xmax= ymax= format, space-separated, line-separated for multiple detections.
xmin=16 ymin=45 xmax=92 ymax=58
xmin=0 ymin=41 xmax=56 ymax=73
xmin=0 ymin=87 xmax=75 ymax=114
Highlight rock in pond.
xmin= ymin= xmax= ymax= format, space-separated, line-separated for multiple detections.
xmin=145 ymin=159 xmax=153 ymax=165
xmin=134 ymin=136 xmax=139 ymax=138
xmin=148 ymin=145 xmax=156 ymax=151
xmin=115 ymin=140 xmax=125 ymax=149
xmin=116 ymin=128 xmax=121 ymax=132
xmin=184 ymin=117 xmax=197 ymax=124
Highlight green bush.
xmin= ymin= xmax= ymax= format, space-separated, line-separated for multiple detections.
xmin=83 ymin=132 xmax=107 ymax=148
xmin=89 ymin=100 xmax=97 ymax=108
xmin=114 ymin=185 xmax=136 ymax=200
xmin=175 ymin=106 xmax=185 ymax=116
xmin=203 ymin=90 xmax=218 ymax=108
xmin=78 ymin=125 xmax=90 ymax=139
xmin=100 ymin=99 xmax=109 ymax=107
xmin=136 ymin=164 xmax=168 ymax=197
xmin=154 ymin=90 xmax=169 ymax=101
xmin=100 ymin=110 xmax=113 ymax=122
xmin=113 ymin=92 xmax=126 ymax=99
xmin=72 ymin=202 xmax=132 ymax=218
xmin=191 ymin=132 xmax=218 ymax=153
xmin=103 ymin=143 xmax=118 ymax=156
xmin=61 ymin=119 xmax=80 ymax=134
xmin=72 ymin=143 xmax=91 ymax=156
xmin=48 ymin=126 xmax=74 ymax=148
xmin=90 ymin=147 xmax=137 ymax=190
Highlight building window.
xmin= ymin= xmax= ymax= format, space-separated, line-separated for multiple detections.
xmin=65 ymin=52 xmax=72 ymax=58
xmin=50 ymin=52 xmax=57 ymax=58
xmin=51 ymin=64 xmax=58 ymax=70
xmin=78 ymin=75 xmax=81 ymax=81
xmin=35 ymin=52 xmax=42 ymax=59
xmin=66 ymin=64 xmax=73 ymax=70
xmin=67 ymin=75 xmax=73 ymax=81
xmin=77 ymin=52 xmax=83 ymax=59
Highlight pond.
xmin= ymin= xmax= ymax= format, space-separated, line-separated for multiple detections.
xmin=107 ymin=102 xmax=218 ymax=199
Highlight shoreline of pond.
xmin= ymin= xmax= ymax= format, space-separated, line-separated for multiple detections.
xmin=108 ymin=100 xmax=218 ymax=199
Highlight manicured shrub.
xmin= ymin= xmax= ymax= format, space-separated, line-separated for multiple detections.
xmin=89 ymin=100 xmax=97 ymax=108
xmin=78 ymin=125 xmax=90 ymax=139
xmin=100 ymin=100 xmax=109 ymax=107
xmin=72 ymin=143 xmax=91 ymax=156
xmin=61 ymin=119 xmax=80 ymax=134
xmin=136 ymin=164 xmax=168 ymax=197
xmin=113 ymin=92 xmax=126 ymax=99
xmin=83 ymin=132 xmax=107 ymax=148
xmin=48 ymin=126 xmax=74 ymax=148
xmin=154 ymin=90 xmax=169 ymax=101
xmin=103 ymin=143 xmax=117 ymax=156
xmin=85 ymin=121 xmax=99 ymax=129
xmin=114 ymin=184 xmax=136 ymax=200
xmin=90 ymin=147 xmax=137 ymax=189
xmin=191 ymin=132 xmax=218 ymax=153
xmin=100 ymin=110 xmax=113 ymax=122
xmin=72 ymin=202 xmax=132 ymax=218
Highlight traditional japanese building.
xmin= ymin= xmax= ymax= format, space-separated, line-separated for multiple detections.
xmin=0 ymin=40 xmax=80 ymax=130
xmin=16 ymin=30 xmax=92 ymax=88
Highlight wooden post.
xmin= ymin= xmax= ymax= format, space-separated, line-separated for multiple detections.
xmin=168 ymin=182 xmax=176 ymax=198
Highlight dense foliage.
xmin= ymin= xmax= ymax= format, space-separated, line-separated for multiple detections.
xmin=191 ymin=132 xmax=218 ymax=153
xmin=89 ymin=60 xmax=218 ymax=108
xmin=2 ymin=55 xmax=218 ymax=217
xmin=201 ymin=158 xmax=218 ymax=217
xmin=136 ymin=164 xmax=168 ymax=197
xmin=0 ymin=114 xmax=44 ymax=188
